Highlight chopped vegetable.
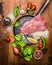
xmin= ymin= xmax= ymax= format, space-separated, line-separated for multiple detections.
xmin=20 ymin=52 xmax=24 ymax=57
xmin=24 ymin=56 xmax=31 ymax=61
xmin=19 ymin=46 xmax=34 ymax=61
xmin=12 ymin=34 xmax=26 ymax=48
xmin=15 ymin=34 xmax=22 ymax=41
xmin=24 ymin=55 xmax=32 ymax=61
xmin=40 ymin=37 xmax=46 ymax=50
xmin=27 ymin=37 xmax=38 ymax=43
xmin=12 ymin=41 xmax=26 ymax=48
xmin=27 ymin=46 xmax=34 ymax=55
xmin=27 ymin=2 xmax=32 ymax=8
xmin=38 ymin=42 xmax=43 ymax=49
xmin=26 ymin=7 xmax=30 ymax=11
xmin=11 ymin=33 xmax=35 ymax=61
xmin=13 ymin=21 xmax=20 ymax=27
xmin=20 ymin=47 xmax=24 ymax=57
xmin=20 ymin=47 xmax=24 ymax=53
xmin=23 ymin=48 xmax=28 ymax=56
xmin=12 ymin=41 xmax=17 ymax=47
xmin=23 ymin=46 xmax=34 ymax=56
xmin=27 ymin=8 xmax=34 ymax=14
xmin=13 ymin=7 xmax=19 ymax=17
xmin=18 ymin=41 xmax=26 ymax=48
xmin=32 ymin=4 xmax=36 ymax=10
xmin=26 ymin=2 xmax=36 ymax=15
xmin=20 ymin=47 xmax=27 ymax=57
xmin=20 ymin=46 xmax=34 ymax=61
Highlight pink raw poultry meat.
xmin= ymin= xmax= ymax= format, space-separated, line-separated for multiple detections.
xmin=20 ymin=15 xmax=47 ymax=35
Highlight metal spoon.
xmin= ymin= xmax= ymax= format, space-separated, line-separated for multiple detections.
xmin=35 ymin=0 xmax=50 ymax=15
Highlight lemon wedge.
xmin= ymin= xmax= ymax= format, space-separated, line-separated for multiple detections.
xmin=27 ymin=38 xmax=38 ymax=43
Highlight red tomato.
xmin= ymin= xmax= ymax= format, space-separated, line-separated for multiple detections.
xmin=13 ymin=47 xmax=20 ymax=55
xmin=27 ymin=2 xmax=32 ymax=7
xmin=6 ymin=37 xmax=11 ymax=43
xmin=38 ymin=43 xmax=43 ymax=49
xmin=32 ymin=4 xmax=36 ymax=10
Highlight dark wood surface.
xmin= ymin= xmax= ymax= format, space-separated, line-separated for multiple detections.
xmin=0 ymin=0 xmax=52 ymax=65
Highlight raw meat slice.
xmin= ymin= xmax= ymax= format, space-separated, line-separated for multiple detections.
xmin=20 ymin=15 xmax=47 ymax=35
xmin=38 ymin=26 xmax=47 ymax=31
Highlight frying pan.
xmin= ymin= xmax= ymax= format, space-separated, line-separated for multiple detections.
xmin=13 ymin=0 xmax=50 ymax=35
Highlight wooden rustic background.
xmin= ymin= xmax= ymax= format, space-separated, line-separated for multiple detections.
xmin=0 ymin=0 xmax=52 ymax=65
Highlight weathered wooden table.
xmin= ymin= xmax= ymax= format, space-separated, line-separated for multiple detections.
xmin=0 ymin=0 xmax=52 ymax=65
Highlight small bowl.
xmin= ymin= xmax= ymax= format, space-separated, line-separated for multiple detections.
xmin=33 ymin=50 xmax=43 ymax=60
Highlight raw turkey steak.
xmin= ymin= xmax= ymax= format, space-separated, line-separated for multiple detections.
xmin=20 ymin=15 xmax=47 ymax=35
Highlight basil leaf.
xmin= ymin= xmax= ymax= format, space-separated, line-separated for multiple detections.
xmin=15 ymin=34 xmax=22 ymax=41
xmin=11 ymin=42 xmax=17 ymax=47
xmin=14 ymin=21 xmax=20 ymax=27
xmin=24 ymin=55 xmax=31 ymax=61
xmin=18 ymin=41 xmax=26 ymax=48
xmin=13 ymin=7 xmax=19 ymax=17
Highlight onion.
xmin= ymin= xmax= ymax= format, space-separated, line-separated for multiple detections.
xmin=13 ymin=47 xmax=20 ymax=55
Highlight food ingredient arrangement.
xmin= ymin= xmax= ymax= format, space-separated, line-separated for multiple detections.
xmin=12 ymin=33 xmax=47 ymax=61
xmin=26 ymin=2 xmax=36 ymax=14
xmin=12 ymin=14 xmax=49 ymax=61
xmin=1 ymin=1 xmax=49 ymax=61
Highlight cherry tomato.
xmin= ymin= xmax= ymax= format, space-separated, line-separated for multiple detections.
xmin=38 ymin=42 xmax=43 ymax=49
xmin=13 ymin=47 xmax=20 ymax=55
xmin=27 ymin=2 xmax=32 ymax=8
xmin=6 ymin=37 xmax=11 ymax=43
xmin=32 ymin=4 xmax=36 ymax=10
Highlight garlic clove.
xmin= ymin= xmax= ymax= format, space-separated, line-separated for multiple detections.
xmin=20 ymin=9 xmax=25 ymax=15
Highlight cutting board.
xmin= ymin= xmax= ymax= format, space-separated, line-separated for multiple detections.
xmin=0 ymin=0 xmax=52 ymax=65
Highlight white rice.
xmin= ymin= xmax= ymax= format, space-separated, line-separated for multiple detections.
xmin=31 ymin=29 xmax=49 ymax=39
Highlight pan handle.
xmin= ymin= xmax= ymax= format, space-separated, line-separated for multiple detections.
xmin=36 ymin=0 xmax=50 ymax=15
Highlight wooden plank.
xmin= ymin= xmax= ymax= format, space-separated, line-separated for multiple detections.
xmin=0 ymin=0 xmax=52 ymax=65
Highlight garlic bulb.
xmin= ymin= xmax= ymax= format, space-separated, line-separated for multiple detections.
xmin=20 ymin=9 xmax=25 ymax=15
